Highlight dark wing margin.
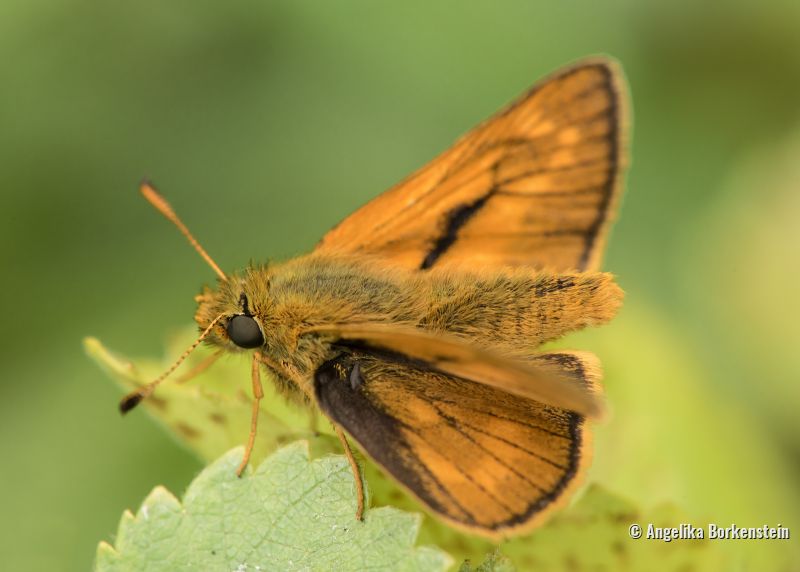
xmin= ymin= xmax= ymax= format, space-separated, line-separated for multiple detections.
xmin=314 ymin=348 xmax=599 ymax=538
xmin=316 ymin=58 xmax=629 ymax=272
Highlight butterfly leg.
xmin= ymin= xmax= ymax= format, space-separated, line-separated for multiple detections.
xmin=335 ymin=426 xmax=365 ymax=520
xmin=175 ymin=349 xmax=223 ymax=384
xmin=236 ymin=354 xmax=264 ymax=477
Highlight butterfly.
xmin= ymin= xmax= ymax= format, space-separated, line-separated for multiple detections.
xmin=121 ymin=57 xmax=628 ymax=539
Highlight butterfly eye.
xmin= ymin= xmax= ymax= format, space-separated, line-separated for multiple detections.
xmin=226 ymin=315 xmax=264 ymax=349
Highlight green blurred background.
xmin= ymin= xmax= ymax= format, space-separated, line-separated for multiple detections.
xmin=2 ymin=1 xmax=799 ymax=569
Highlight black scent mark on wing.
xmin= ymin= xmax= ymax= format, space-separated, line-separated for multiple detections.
xmin=420 ymin=189 xmax=497 ymax=270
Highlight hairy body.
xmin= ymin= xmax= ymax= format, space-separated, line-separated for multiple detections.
xmin=195 ymin=253 xmax=622 ymax=401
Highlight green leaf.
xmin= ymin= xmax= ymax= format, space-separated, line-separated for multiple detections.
xmin=458 ymin=550 xmax=516 ymax=572
xmin=96 ymin=442 xmax=452 ymax=572
xmin=460 ymin=485 xmax=733 ymax=572
xmin=84 ymin=334 xmax=339 ymax=466
xmin=500 ymin=485 xmax=727 ymax=572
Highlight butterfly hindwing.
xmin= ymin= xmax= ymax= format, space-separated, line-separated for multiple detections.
xmin=316 ymin=58 xmax=628 ymax=272
xmin=314 ymin=347 xmax=599 ymax=537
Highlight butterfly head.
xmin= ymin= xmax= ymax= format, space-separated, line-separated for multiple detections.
xmin=193 ymin=269 xmax=269 ymax=351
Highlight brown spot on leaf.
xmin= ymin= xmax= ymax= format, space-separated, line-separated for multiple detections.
xmin=175 ymin=422 xmax=201 ymax=440
xmin=564 ymin=553 xmax=580 ymax=572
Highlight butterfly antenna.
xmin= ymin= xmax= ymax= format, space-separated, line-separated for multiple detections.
xmin=140 ymin=181 xmax=228 ymax=281
xmin=119 ymin=312 xmax=227 ymax=413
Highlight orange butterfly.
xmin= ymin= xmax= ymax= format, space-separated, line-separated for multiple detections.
xmin=121 ymin=57 xmax=628 ymax=539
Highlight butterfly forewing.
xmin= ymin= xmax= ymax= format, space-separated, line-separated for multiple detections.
xmin=314 ymin=349 xmax=599 ymax=537
xmin=316 ymin=58 xmax=628 ymax=272
xmin=305 ymin=323 xmax=605 ymax=418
